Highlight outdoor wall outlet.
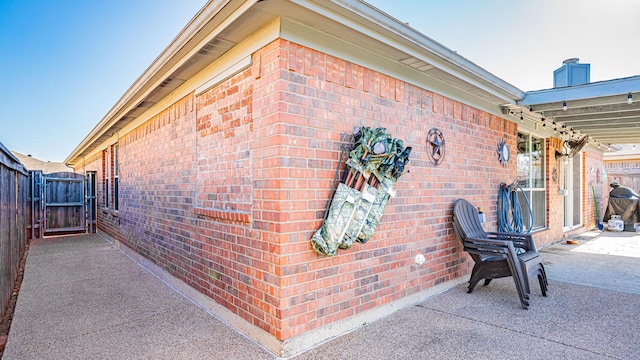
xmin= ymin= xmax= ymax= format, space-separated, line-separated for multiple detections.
xmin=414 ymin=254 xmax=426 ymax=265
xmin=478 ymin=213 xmax=486 ymax=223
xmin=477 ymin=207 xmax=485 ymax=223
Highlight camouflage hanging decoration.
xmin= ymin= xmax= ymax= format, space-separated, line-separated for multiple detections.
xmin=311 ymin=126 xmax=412 ymax=256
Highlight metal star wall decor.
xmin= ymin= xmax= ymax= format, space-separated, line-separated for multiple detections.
xmin=497 ymin=138 xmax=510 ymax=166
xmin=426 ymin=128 xmax=445 ymax=165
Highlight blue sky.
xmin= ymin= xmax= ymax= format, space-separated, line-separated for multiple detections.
xmin=0 ymin=0 xmax=207 ymax=162
xmin=366 ymin=0 xmax=640 ymax=89
xmin=1 ymin=0 xmax=639 ymax=162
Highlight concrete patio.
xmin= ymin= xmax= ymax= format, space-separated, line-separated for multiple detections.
xmin=4 ymin=230 xmax=639 ymax=359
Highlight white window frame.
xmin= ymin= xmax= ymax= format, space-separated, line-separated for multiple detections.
xmin=112 ymin=143 xmax=119 ymax=211
xmin=517 ymin=131 xmax=546 ymax=231
xmin=104 ymin=149 xmax=109 ymax=208
xmin=563 ymin=154 xmax=583 ymax=230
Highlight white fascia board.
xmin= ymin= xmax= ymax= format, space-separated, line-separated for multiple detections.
xmin=521 ymin=76 xmax=640 ymax=105
xmin=66 ymin=0 xmax=257 ymax=165
xmin=294 ymin=0 xmax=525 ymax=102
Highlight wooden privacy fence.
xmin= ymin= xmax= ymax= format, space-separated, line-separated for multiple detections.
xmin=604 ymin=160 xmax=640 ymax=192
xmin=0 ymin=142 xmax=30 ymax=320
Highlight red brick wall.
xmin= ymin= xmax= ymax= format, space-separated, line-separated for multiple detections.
xmin=532 ymin=137 xmax=564 ymax=245
xmin=117 ymin=95 xmax=198 ymax=284
xmin=534 ymin=140 xmax=604 ymax=244
xmin=75 ymin=150 xmax=117 ymax=237
xmin=77 ymin=95 xmax=199 ymax=279
xmin=196 ymin=67 xmax=254 ymax=214
xmin=583 ymin=148 xmax=604 ymax=230
xmin=194 ymin=66 xmax=282 ymax=336
xmin=75 ymin=38 xmax=566 ymax=343
xmin=252 ymin=39 xmax=518 ymax=339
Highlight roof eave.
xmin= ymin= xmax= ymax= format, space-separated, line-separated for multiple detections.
xmin=312 ymin=0 xmax=525 ymax=103
xmin=520 ymin=75 xmax=640 ymax=105
xmin=65 ymin=0 xmax=252 ymax=165
xmin=67 ymin=0 xmax=526 ymax=165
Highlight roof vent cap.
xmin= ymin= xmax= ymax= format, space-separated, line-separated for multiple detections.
xmin=554 ymin=58 xmax=590 ymax=87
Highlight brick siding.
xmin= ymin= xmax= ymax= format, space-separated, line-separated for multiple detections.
xmin=75 ymin=38 xmax=571 ymax=342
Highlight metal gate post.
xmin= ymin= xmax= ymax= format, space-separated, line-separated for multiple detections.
xmin=29 ymin=171 xmax=44 ymax=239
xmin=86 ymin=172 xmax=97 ymax=233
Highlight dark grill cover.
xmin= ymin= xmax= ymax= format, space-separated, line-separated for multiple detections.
xmin=609 ymin=187 xmax=640 ymax=199
xmin=604 ymin=183 xmax=640 ymax=230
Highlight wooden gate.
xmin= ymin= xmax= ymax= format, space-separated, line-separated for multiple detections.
xmin=42 ymin=172 xmax=86 ymax=235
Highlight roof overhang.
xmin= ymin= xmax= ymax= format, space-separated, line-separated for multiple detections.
xmin=508 ymin=76 xmax=640 ymax=147
xmin=66 ymin=0 xmax=526 ymax=165
xmin=282 ymin=0 xmax=524 ymax=103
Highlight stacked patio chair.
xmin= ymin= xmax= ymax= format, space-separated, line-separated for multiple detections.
xmin=452 ymin=198 xmax=548 ymax=309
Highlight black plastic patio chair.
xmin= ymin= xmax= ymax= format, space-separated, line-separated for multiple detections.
xmin=452 ymin=198 xmax=548 ymax=309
